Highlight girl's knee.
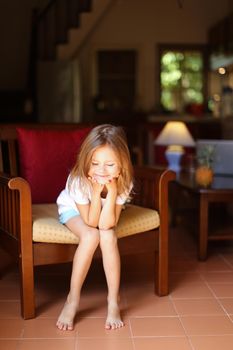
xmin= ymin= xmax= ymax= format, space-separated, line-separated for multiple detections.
xmin=99 ymin=229 xmax=117 ymax=247
xmin=80 ymin=227 xmax=100 ymax=246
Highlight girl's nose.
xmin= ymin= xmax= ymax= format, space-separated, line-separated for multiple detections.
xmin=97 ymin=165 xmax=106 ymax=173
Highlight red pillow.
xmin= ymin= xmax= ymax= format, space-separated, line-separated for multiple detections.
xmin=17 ymin=127 xmax=91 ymax=203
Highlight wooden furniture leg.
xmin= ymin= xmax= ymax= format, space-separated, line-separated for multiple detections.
xmin=9 ymin=177 xmax=35 ymax=319
xmin=19 ymin=253 xmax=35 ymax=319
xmin=199 ymin=194 xmax=209 ymax=261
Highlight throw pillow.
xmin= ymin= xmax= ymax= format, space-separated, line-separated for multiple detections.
xmin=17 ymin=127 xmax=91 ymax=203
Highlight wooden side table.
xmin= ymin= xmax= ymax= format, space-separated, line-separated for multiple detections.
xmin=171 ymin=173 xmax=233 ymax=260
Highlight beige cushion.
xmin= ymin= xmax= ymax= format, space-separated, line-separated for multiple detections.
xmin=32 ymin=204 xmax=160 ymax=244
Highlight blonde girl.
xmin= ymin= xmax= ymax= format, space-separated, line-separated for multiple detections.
xmin=56 ymin=124 xmax=133 ymax=331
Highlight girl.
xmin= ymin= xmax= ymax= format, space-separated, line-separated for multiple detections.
xmin=56 ymin=124 xmax=133 ymax=331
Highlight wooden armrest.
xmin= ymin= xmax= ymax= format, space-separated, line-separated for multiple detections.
xmin=0 ymin=174 xmax=34 ymax=318
xmin=0 ymin=174 xmax=33 ymax=244
xmin=133 ymin=165 xmax=176 ymax=211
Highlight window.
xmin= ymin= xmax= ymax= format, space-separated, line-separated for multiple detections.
xmin=159 ymin=44 xmax=208 ymax=114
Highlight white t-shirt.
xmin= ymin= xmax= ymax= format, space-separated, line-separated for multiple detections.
xmin=57 ymin=176 xmax=131 ymax=215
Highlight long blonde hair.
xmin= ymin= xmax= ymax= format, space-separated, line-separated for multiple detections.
xmin=69 ymin=124 xmax=133 ymax=195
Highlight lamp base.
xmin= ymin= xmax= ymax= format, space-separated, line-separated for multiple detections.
xmin=165 ymin=146 xmax=184 ymax=174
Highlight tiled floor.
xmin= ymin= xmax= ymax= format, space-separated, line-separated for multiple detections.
xmin=1 ymin=225 xmax=233 ymax=350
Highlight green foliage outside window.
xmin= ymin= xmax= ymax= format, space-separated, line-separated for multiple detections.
xmin=160 ymin=50 xmax=204 ymax=112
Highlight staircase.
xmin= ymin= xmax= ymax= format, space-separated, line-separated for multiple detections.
xmin=27 ymin=0 xmax=116 ymax=122
xmin=36 ymin=0 xmax=115 ymax=61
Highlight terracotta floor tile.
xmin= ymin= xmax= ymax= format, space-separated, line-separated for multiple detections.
xmin=130 ymin=317 xmax=185 ymax=337
xmin=35 ymin=280 xmax=69 ymax=304
xmin=133 ymin=337 xmax=192 ymax=350
xmin=221 ymin=253 xmax=233 ymax=267
xmin=0 ymin=280 xmax=20 ymax=300
xmin=75 ymin=317 xmax=131 ymax=338
xmin=196 ymin=256 xmax=232 ymax=272
xmin=219 ymin=298 xmax=233 ymax=314
xmin=169 ymin=259 xmax=198 ymax=272
xmin=0 ymin=319 xmax=23 ymax=338
xmin=0 ymin=301 xmax=21 ymax=318
xmin=170 ymin=283 xmax=214 ymax=299
xmin=190 ymin=335 xmax=233 ymax=350
xmin=170 ymin=272 xmax=204 ymax=285
xmin=23 ymin=318 xmax=75 ymax=339
xmin=202 ymin=271 xmax=233 ymax=283
xmin=77 ymin=338 xmax=134 ymax=350
xmin=36 ymin=298 xmax=66 ymax=318
xmin=17 ymin=339 xmax=76 ymax=350
xmin=173 ymin=299 xmax=224 ymax=316
xmin=123 ymin=282 xmax=170 ymax=301
xmin=0 ymin=340 xmax=19 ymax=350
xmin=180 ymin=315 xmax=233 ymax=335
xmin=208 ymin=283 xmax=233 ymax=297
xmin=127 ymin=298 xmax=176 ymax=317
xmin=121 ymin=253 xmax=155 ymax=282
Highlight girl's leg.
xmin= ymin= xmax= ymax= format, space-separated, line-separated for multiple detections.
xmin=56 ymin=216 xmax=99 ymax=331
xmin=99 ymin=229 xmax=124 ymax=330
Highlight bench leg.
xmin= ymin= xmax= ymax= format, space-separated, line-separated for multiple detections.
xmin=155 ymin=254 xmax=168 ymax=296
xmin=18 ymin=254 xmax=35 ymax=319
xmin=155 ymin=229 xmax=169 ymax=296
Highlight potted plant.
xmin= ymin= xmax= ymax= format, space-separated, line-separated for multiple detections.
xmin=195 ymin=144 xmax=216 ymax=187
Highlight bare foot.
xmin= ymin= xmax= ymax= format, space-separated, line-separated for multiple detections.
xmin=105 ymin=301 xmax=124 ymax=330
xmin=56 ymin=299 xmax=79 ymax=331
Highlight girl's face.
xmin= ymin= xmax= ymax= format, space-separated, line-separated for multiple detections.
xmin=88 ymin=145 xmax=121 ymax=184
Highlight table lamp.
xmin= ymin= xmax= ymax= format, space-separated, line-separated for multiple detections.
xmin=154 ymin=121 xmax=195 ymax=173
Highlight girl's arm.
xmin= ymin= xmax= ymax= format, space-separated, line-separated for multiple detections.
xmin=76 ymin=181 xmax=103 ymax=227
xmin=98 ymin=179 xmax=122 ymax=230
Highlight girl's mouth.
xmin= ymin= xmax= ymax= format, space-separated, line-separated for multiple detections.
xmin=93 ymin=175 xmax=111 ymax=184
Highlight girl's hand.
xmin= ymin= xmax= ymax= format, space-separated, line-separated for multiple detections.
xmin=105 ymin=177 xmax=118 ymax=196
xmin=88 ymin=176 xmax=104 ymax=194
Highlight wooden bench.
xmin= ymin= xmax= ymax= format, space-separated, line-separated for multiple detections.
xmin=0 ymin=123 xmax=175 ymax=319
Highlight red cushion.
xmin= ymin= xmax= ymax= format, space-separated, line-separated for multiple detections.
xmin=17 ymin=127 xmax=91 ymax=203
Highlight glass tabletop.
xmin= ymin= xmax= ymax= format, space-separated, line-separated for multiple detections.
xmin=212 ymin=175 xmax=233 ymax=189
xmin=176 ymin=171 xmax=233 ymax=192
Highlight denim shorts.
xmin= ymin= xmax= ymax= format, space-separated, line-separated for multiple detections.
xmin=59 ymin=209 xmax=80 ymax=224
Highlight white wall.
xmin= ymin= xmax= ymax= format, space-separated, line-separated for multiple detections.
xmin=37 ymin=61 xmax=75 ymax=122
